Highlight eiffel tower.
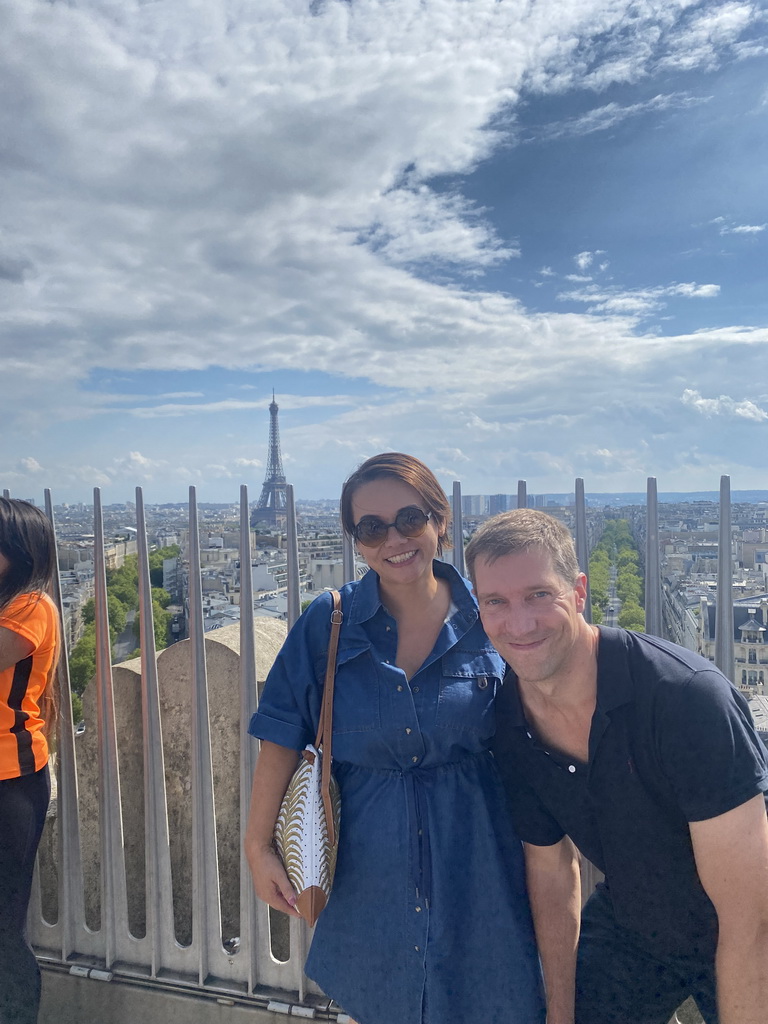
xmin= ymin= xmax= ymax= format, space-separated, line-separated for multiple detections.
xmin=252 ymin=392 xmax=288 ymax=527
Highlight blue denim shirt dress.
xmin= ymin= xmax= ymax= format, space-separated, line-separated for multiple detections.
xmin=249 ymin=560 xmax=544 ymax=1024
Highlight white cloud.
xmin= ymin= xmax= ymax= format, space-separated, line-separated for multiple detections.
xmin=18 ymin=456 xmax=44 ymax=474
xmin=532 ymin=92 xmax=711 ymax=141
xmin=681 ymin=389 xmax=768 ymax=422
xmin=1 ymin=0 xmax=766 ymax=500
xmin=721 ymin=223 xmax=767 ymax=235
xmin=558 ymin=280 xmax=720 ymax=316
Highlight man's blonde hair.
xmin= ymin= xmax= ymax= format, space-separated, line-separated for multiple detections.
xmin=465 ymin=509 xmax=581 ymax=586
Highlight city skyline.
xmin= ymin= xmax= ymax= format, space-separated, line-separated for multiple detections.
xmin=2 ymin=0 xmax=767 ymax=505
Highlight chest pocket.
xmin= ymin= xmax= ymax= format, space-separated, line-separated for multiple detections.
xmin=323 ymin=646 xmax=381 ymax=735
xmin=435 ymin=651 xmax=500 ymax=736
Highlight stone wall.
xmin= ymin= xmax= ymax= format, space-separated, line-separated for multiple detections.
xmin=47 ymin=618 xmax=286 ymax=944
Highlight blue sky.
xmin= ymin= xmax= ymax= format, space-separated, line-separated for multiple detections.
xmin=2 ymin=0 xmax=767 ymax=504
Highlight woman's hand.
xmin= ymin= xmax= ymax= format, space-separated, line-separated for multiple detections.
xmin=247 ymin=842 xmax=301 ymax=918
xmin=244 ymin=740 xmax=303 ymax=917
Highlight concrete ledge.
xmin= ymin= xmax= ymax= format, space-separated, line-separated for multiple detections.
xmin=40 ymin=965 xmax=333 ymax=1024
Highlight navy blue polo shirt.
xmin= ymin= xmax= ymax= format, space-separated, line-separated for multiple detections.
xmin=493 ymin=626 xmax=768 ymax=960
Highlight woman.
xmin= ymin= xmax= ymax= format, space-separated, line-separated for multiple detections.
xmin=246 ymin=454 xmax=544 ymax=1024
xmin=0 ymin=498 xmax=60 ymax=1024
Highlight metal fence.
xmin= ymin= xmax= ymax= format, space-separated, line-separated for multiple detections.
xmin=6 ymin=473 xmax=737 ymax=1014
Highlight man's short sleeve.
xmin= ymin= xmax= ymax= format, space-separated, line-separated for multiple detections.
xmin=248 ymin=593 xmax=334 ymax=752
xmin=658 ymin=668 xmax=768 ymax=822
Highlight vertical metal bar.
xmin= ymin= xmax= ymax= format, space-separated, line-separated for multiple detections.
xmin=452 ymin=481 xmax=465 ymax=576
xmin=285 ymin=484 xmax=300 ymax=630
xmin=135 ymin=487 xmax=175 ymax=976
xmin=93 ymin=487 xmax=129 ymax=968
xmin=187 ymin=486 xmax=223 ymax=983
xmin=715 ymin=476 xmax=734 ymax=680
xmin=574 ymin=479 xmax=592 ymax=625
xmin=645 ymin=478 xmax=663 ymax=638
xmin=342 ymin=533 xmax=355 ymax=585
xmin=517 ymin=480 xmax=527 ymax=509
xmin=44 ymin=490 xmax=86 ymax=958
xmin=239 ymin=486 xmax=261 ymax=993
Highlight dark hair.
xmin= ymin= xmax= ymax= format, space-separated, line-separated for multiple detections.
xmin=340 ymin=453 xmax=452 ymax=556
xmin=0 ymin=498 xmax=60 ymax=737
xmin=465 ymin=508 xmax=580 ymax=586
xmin=0 ymin=498 xmax=58 ymax=612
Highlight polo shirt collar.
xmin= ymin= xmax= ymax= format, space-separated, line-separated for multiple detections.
xmin=595 ymin=626 xmax=635 ymax=712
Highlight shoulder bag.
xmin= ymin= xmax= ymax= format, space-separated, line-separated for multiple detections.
xmin=273 ymin=590 xmax=342 ymax=926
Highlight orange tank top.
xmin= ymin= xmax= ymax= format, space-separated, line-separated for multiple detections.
xmin=0 ymin=592 xmax=59 ymax=780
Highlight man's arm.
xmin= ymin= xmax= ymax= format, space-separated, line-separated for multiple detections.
xmin=524 ymin=837 xmax=581 ymax=1024
xmin=689 ymin=792 xmax=768 ymax=1024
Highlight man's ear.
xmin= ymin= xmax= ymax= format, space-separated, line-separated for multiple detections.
xmin=574 ymin=573 xmax=589 ymax=613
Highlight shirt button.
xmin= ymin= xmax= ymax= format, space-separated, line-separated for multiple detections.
xmin=385 ymin=659 xmax=390 ymax=664
xmin=397 ymin=685 xmax=403 ymax=692
xmin=568 ymin=765 xmax=576 ymax=773
xmin=405 ymin=727 xmax=412 ymax=735
xmin=477 ymin=675 xmax=488 ymax=689
xmin=526 ymin=731 xmax=532 ymax=739
xmin=386 ymin=625 xmax=391 ymax=632
xmin=414 ymin=946 xmax=420 ymax=952
xmin=412 ymin=756 xmax=419 ymax=763
xmin=415 ymin=906 xmax=421 ymax=912
xmin=413 ymin=686 xmax=420 ymax=693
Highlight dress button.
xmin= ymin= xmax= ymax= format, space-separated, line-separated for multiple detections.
xmin=411 ymin=756 xmax=419 ymax=763
xmin=396 ymin=685 xmax=403 ymax=692
xmin=568 ymin=765 xmax=576 ymax=774
xmin=413 ymin=686 xmax=420 ymax=693
xmin=405 ymin=728 xmax=412 ymax=735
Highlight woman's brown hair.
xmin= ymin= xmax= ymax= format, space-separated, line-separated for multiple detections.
xmin=340 ymin=453 xmax=453 ymax=556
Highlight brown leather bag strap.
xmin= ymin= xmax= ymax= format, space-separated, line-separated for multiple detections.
xmin=314 ymin=590 xmax=342 ymax=846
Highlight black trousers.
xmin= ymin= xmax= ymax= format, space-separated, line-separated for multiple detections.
xmin=575 ymin=884 xmax=718 ymax=1024
xmin=0 ymin=766 xmax=50 ymax=1024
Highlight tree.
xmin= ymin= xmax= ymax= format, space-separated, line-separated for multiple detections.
xmin=71 ymin=691 xmax=83 ymax=724
xmin=68 ymin=625 xmax=98 ymax=695
xmin=148 ymin=544 xmax=180 ymax=588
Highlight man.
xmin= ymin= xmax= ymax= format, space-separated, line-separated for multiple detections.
xmin=465 ymin=509 xmax=768 ymax=1024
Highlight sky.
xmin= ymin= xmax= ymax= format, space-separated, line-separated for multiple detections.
xmin=2 ymin=0 xmax=767 ymax=506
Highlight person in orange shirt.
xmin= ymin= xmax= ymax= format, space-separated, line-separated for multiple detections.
xmin=0 ymin=498 xmax=59 ymax=1024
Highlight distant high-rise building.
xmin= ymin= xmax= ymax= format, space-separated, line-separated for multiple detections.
xmin=252 ymin=392 xmax=288 ymax=527
xmin=489 ymin=494 xmax=508 ymax=515
xmin=462 ymin=494 xmax=487 ymax=517
xmin=535 ymin=494 xmax=545 ymax=508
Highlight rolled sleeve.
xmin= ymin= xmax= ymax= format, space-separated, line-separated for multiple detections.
xmin=659 ymin=669 xmax=768 ymax=822
xmin=248 ymin=591 xmax=335 ymax=752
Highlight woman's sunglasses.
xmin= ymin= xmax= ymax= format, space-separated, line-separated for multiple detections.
xmin=352 ymin=506 xmax=432 ymax=548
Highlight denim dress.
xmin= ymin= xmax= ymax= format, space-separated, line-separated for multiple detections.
xmin=249 ymin=560 xmax=544 ymax=1024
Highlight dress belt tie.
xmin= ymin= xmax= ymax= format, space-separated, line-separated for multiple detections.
xmin=404 ymin=770 xmax=433 ymax=905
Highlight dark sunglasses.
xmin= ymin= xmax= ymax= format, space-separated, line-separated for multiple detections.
xmin=353 ymin=506 xmax=432 ymax=548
